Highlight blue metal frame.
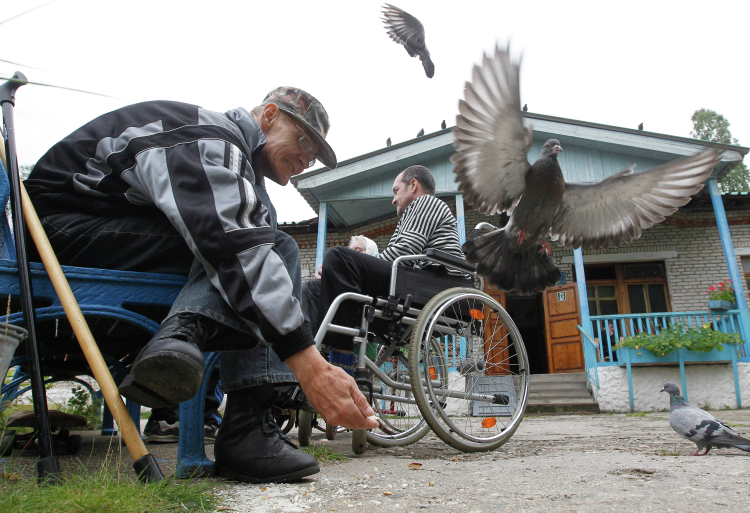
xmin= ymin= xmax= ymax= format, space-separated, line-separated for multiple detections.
xmin=708 ymin=177 xmax=750 ymax=347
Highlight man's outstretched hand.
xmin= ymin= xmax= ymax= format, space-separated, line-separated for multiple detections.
xmin=286 ymin=345 xmax=378 ymax=430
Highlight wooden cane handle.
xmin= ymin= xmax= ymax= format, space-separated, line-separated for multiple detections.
xmin=19 ymin=181 xmax=148 ymax=461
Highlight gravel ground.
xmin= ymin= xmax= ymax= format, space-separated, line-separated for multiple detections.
xmin=221 ymin=410 xmax=750 ymax=513
xmin=2 ymin=412 xmax=749 ymax=512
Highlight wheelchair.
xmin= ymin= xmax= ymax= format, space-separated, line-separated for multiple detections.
xmin=298 ymin=238 xmax=530 ymax=454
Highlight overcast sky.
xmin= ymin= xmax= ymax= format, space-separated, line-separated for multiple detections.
xmin=2 ymin=0 xmax=748 ymax=222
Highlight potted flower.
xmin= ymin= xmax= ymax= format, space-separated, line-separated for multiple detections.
xmin=615 ymin=323 xmax=740 ymax=365
xmin=707 ymin=280 xmax=736 ymax=311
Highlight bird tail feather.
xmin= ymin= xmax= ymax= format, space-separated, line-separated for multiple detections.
xmin=735 ymin=444 xmax=750 ymax=452
xmin=463 ymin=228 xmax=560 ymax=295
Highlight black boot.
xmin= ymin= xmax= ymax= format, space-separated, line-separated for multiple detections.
xmin=118 ymin=313 xmax=222 ymax=408
xmin=215 ymin=385 xmax=320 ymax=484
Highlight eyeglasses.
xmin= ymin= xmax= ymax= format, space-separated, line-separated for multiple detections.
xmin=282 ymin=111 xmax=318 ymax=168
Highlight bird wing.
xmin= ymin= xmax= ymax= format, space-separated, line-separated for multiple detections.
xmin=451 ymin=46 xmax=532 ymax=215
xmin=381 ymin=3 xmax=426 ymax=56
xmin=550 ymin=149 xmax=722 ymax=250
xmin=670 ymin=406 xmax=719 ymax=444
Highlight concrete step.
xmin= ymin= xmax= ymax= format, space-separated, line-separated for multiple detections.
xmin=527 ymin=397 xmax=598 ymax=405
xmin=525 ymin=402 xmax=601 ymax=415
xmin=528 ymin=372 xmax=587 ymax=383
xmin=528 ymin=382 xmax=590 ymax=392
xmin=528 ymin=390 xmax=594 ymax=399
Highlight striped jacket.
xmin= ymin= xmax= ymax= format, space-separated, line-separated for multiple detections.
xmin=378 ymin=194 xmax=466 ymax=275
xmin=25 ymin=101 xmax=312 ymax=360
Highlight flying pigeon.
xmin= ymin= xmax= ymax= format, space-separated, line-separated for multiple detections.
xmin=417 ymin=128 xmax=424 ymax=137
xmin=387 ymin=137 xmax=392 ymax=147
xmin=452 ymin=46 xmax=722 ymax=295
xmin=522 ymin=104 xmax=528 ymax=112
xmin=661 ymin=382 xmax=750 ymax=456
xmin=638 ymin=123 xmax=644 ymax=130
xmin=381 ymin=3 xmax=434 ymax=78
xmin=441 ymin=120 xmax=447 ymax=130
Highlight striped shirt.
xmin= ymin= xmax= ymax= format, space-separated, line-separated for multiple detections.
xmin=378 ymin=194 xmax=466 ymax=276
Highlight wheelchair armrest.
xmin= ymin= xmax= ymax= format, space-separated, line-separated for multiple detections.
xmin=424 ymin=248 xmax=477 ymax=273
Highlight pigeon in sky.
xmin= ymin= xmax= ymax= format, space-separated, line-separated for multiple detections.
xmin=661 ymin=382 xmax=750 ymax=456
xmin=441 ymin=120 xmax=447 ymax=130
xmin=387 ymin=137 xmax=392 ymax=147
xmin=452 ymin=46 xmax=722 ymax=294
xmin=522 ymin=104 xmax=528 ymax=112
xmin=381 ymin=3 xmax=434 ymax=78
xmin=638 ymin=123 xmax=644 ymax=130
xmin=417 ymin=128 xmax=424 ymax=137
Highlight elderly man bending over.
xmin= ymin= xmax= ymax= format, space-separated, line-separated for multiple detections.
xmin=25 ymin=87 xmax=377 ymax=484
xmin=314 ymin=165 xmax=469 ymax=373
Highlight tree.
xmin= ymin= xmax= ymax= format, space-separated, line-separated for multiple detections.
xmin=690 ymin=108 xmax=748 ymax=193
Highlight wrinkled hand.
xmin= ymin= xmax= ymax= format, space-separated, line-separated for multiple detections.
xmin=286 ymin=345 xmax=378 ymax=430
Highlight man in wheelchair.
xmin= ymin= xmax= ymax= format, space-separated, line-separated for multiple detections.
xmin=313 ymin=165 xmax=472 ymax=371
xmin=24 ymin=87 xmax=377 ymax=483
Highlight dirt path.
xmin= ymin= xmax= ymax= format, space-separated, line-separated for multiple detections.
xmin=220 ymin=411 xmax=750 ymax=512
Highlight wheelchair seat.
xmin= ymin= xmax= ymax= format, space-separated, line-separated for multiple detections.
xmin=395 ymin=249 xmax=476 ymax=306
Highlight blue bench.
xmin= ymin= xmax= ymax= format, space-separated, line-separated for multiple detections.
xmin=0 ymin=163 xmax=217 ymax=478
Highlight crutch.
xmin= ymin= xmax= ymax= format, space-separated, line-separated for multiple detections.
xmin=0 ymin=72 xmax=164 ymax=483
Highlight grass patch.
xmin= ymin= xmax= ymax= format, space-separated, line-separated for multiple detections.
xmin=626 ymin=412 xmax=648 ymax=417
xmin=659 ymin=448 xmax=681 ymax=456
xmin=302 ymin=442 xmax=348 ymax=462
xmin=0 ymin=464 xmax=222 ymax=513
xmin=726 ymin=423 xmax=749 ymax=428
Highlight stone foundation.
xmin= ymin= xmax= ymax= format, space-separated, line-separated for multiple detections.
xmin=595 ymin=362 xmax=750 ymax=412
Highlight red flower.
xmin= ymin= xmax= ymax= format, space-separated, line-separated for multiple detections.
xmin=709 ymin=285 xmax=716 ymax=291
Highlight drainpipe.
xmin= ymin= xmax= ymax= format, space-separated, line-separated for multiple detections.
xmin=315 ymin=202 xmax=328 ymax=271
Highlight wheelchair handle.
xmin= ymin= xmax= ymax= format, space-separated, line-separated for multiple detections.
xmin=0 ymin=72 xmax=28 ymax=106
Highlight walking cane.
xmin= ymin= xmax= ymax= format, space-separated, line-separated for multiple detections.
xmin=0 ymin=72 xmax=164 ymax=483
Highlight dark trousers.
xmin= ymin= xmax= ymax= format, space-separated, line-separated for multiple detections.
xmin=315 ymin=246 xmax=392 ymax=351
xmin=149 ymin=367 xmax=223 ymax=426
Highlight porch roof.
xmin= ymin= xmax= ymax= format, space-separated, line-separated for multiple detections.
xmin=291 ymin=111 xmax=749 ymax=229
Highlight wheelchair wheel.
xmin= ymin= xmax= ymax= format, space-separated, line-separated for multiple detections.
xmin=297 ymin=410 xmax=314 ymax=447
xmin=408 ymin=287 xmax=530 ymax=452
xmin=366 ymin=348 xmax=432 ymax=447
xmin=325 ymin=422 xmax=338 ymax=440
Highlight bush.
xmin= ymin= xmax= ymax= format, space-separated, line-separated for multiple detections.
xmin=615 ymin=323 xmax=740 ymax=357
xmin=707 ymin=280 xmax=735 ymax=303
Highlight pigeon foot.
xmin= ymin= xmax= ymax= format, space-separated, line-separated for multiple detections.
xmin=538 ymin=241 xmax=552 ymax=256
xmin=516 ymin=229 xmax=527 ymax=245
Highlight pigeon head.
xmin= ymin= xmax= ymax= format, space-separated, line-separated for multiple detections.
xmin=541 ymin=139 xmax=563 ymax=158
xmin=660 ymin=382 xmax=681 ymax=396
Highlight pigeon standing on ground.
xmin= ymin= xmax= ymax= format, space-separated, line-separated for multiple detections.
xmin=381 ymin=3 xmax=434 ymax=78
xmin=522 ymin=104 xmax=528 ymax=112
xmin=441 ymin=120 xmax=446 ymax=130
xmin=452 ymin=46 xmax=722 ymax=294
xmin=387 ymin=137 xmax=392 ymax=147
xmin=661 ymin=382 xmax=750 ymax=456
xmin=416 ymin=128 xmax=424 ymax=137
xmin=638 ymin=123 xmax=644 ymax=130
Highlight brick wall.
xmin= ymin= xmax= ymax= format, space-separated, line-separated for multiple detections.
xmin=288 ymin=200 xmax=750 ymax=312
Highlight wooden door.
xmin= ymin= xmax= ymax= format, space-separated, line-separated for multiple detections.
xmin=543 ymin=283 xmax=584 ymax=373
xmin=483 ymin=285 xmax=509 ymax=375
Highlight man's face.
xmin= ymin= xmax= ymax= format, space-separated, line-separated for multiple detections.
xmin=350 ymin=241 xmax=366 ymax=254
xmin=392 ymin=173 xmax=417 ymax=217
xmin=260 ymin=105 xmax=320 ymax=186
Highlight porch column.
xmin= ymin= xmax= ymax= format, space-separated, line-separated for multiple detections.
xmin=455 ymin=193 xmax=466 ymax=245
xmin=573 ymin=247 xmax=593 ymax=339
xmin=708 ymin=178 xmax=750 ymax=348
xmin=315 ymin=202 xmax=328 ymax=270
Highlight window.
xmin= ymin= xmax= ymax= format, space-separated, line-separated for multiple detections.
xmin=741 ymin=257 xmax=750 ymax=291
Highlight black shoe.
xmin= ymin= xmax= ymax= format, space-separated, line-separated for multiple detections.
xmin=119 ymin=313 xmax=220 ymax=408
xmin=144 ymin=419 xmax=180 ymax=443
xmin=214 ymin=386 xmax=320 ymax=484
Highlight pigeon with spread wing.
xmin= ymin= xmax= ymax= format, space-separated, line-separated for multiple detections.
xmin=381 ymin=3 xmax=434 ymax=78
xmin=452 ymin=46 xmax=722 ymax=295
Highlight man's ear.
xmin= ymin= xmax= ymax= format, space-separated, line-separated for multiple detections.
xmin=261 ymin=103 xmax=279 ymax=129
xmin=411 ymin=178 xmax=419 ymax=193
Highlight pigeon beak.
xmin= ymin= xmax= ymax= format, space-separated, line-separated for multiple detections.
xmin=660 ymin=388 xmax=666 ymax=393
xmin=553 ymin=145 xmax=563 ymax=154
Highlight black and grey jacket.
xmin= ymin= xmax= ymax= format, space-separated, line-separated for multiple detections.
xmin=25 ymin=101 xmax=312 ymax=360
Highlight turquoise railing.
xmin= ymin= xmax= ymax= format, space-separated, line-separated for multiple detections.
xmin=587 ymin=310 xmax=747 ymax=366
xmin=577 ymin=326 xmax=600 ymax=400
